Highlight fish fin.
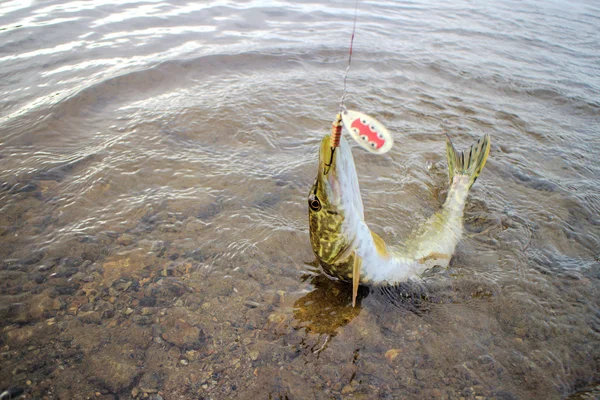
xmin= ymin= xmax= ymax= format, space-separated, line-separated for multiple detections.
xmin=446 ymin=133 xmax=491 ymax=189
xmin=352 ymin=253 xmax=362 ymax=308
xmin=370 ymin=231 xmax=389 ymax=259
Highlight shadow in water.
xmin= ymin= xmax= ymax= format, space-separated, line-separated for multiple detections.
xmin=292 ymin=273 xmax=436 ymax=338
xmin=293 ymin=274 xmax=368 ymax=337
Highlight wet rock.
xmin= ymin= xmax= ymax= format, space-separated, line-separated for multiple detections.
xmin=150 ymin=278 xmax=189 ymax=298
xmin=77 ymin=234 xmax=96 ymax=243
xmin=59 ymin=256 xmax=83 ymax=268
xmin=39 ymin=295 xmax=63 ymax=312
xmin=32 ymin=273 xmax=46 ymax=284
xmin=385 ymin=349 xmax=402 ymax=363
xmin=415 ymin=368 xmax=437 ymax=381
xmin=2 ymin=260 xmax=23 ymax=271
xmin=183 ymin=352 xmax=199 ymax=366
xmin=139 ymin=372 xmax=161 ymax=393
xmin=151 ymin=241 xmax=166 ymax=253
xmin=139 ymin=296 xmax=157 ymax=307
xmin=52 ymin=266 xmax=78 ymax=278
xmin=80 ymin=274 xmax=95 ymax=283
xmin=198 ymin=202 xmax=222 ymax=221
xmin=103 ymin=231 xmax=120 ymax=239
xmin=159 ymin=223 xmax=180 ymax=233
xmin=5 ymin=326 xmax=35 ymax=344
xmin=0 ymin=387 xmax=25 ymax=399
xmin=167 ymin=346 xmax=181 ymax=359
xmin=78 ymin=311 xmax=102 ymax=324
xmin=132 ymin=315 xmax=153 ymax=325
xmin=37 ymin=264 xmax=54 ymax=272
xmin=3 ymin=303 xmax=27 ymax=323
xmin=244 ymin=300 xmax=260 ymax=309
xmin=52 ymin=283 xmax=80 ymax=296
xmin=94 ymin=300 xmax=114 ymax=312
xmin=0 ymin=306 xmax=9 ymax=325
xmin=184 ymin=219 xmax=208 ymax=234
xmin=341 ymin=384 xmax=355 ymax=394
xmin=477 ymin=354 xmax=495 ymax=365
xmin=112 ymin=277 xmax=133 ymax=292
xmin=4 ymin=283 xmax=25 ymax=296
xmin=88 ymin=354 xmax=140 ymax=393
xmin=161 ymin=320 xmax=206 ymax=350
xmin=117 ymin=234 xmax=134 ymax=246
xmin=140 ymin=307 xmax=154 ymax=315
xmin=182 ymin=248 xmax=206 ymax=262
xmin=30 ymin=286 xmax=44 ymax=295
xmin=78 ymin=303 xmax=94 ymax=312
xmin=23 ymin=251 xmax=44 ymax=265
xmin=151 ymin=324 xmax=163 ymax=337
xmin=514 ymin=327 xmax=528 ymax=337
xmin=12 ymin=363 xmax=28 ymax=375
xmin=160 ymin=265 xmax=176 ymax=277
xmin=249 ymin=350 xmax=260 ymax=361
xmin=11 ymin=181 xmax=38 ymax=193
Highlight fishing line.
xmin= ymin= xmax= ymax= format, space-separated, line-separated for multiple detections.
xmin=339 ymin=0 xmax=360 ymax=114
xmin=328 ymin=0 xmax=360 ymax=153
xmin=325 ymin=0 xmax=359 ymax=168
xmin=327 ymin=0 xmax=393 ymax=156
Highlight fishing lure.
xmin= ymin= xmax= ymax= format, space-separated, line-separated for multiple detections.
xmin=342 ymin=109 xmax=393 ymax=154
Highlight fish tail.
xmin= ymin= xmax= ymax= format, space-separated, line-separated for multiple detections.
xmin=445 ymin=133 xmax=491 ymax=189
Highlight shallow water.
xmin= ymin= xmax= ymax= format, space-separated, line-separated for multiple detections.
xmin=1 ymin=0 xmax=599 ymax=399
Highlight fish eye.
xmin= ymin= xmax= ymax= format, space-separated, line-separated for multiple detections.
xmin=308 ymin=194 xmax=321 ymax=211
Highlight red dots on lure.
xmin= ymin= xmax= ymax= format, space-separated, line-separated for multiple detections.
xmin=342 ymin=110 xmax=393 ymax=154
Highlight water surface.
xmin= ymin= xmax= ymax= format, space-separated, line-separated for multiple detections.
xmin=1 ymin=0 xmax=599 ymax=399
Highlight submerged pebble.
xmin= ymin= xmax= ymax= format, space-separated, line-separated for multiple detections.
xmin=0 ymin=387 xmax=25 ymax=399
xmin=0 ymin=2 xmax=597 ymax=399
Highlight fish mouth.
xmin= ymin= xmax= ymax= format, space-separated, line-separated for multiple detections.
xmin=318 ymin=135 xmax=337 ymax=176
xmin=314 ymin=132 xmax=365 ymax=222
xmin=316 ymin=135 xmax=340 ymax=204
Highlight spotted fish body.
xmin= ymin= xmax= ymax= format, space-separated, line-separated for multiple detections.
xmin=308 ymin=133 xmax=490 ymax=286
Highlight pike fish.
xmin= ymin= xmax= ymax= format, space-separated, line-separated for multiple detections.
xmin=308 ymin=133 xmax=490 ymax=306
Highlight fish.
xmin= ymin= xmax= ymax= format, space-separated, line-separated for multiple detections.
xmin=308 ymin=132 xmax=490 ymax=306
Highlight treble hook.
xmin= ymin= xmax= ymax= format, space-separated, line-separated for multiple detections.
xmin=324 ymin=147 xmax=336 ymax=176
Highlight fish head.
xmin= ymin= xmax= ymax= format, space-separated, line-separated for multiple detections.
xmin=308 ymin=134 xmax=364 ymax=267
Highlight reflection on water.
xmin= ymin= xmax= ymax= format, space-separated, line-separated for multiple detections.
xmin=1 ymin=0 xmax=600 ymax=398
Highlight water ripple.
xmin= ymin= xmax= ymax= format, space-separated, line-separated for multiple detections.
xmin=0 ymin=0 xmax=599 ymax=398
